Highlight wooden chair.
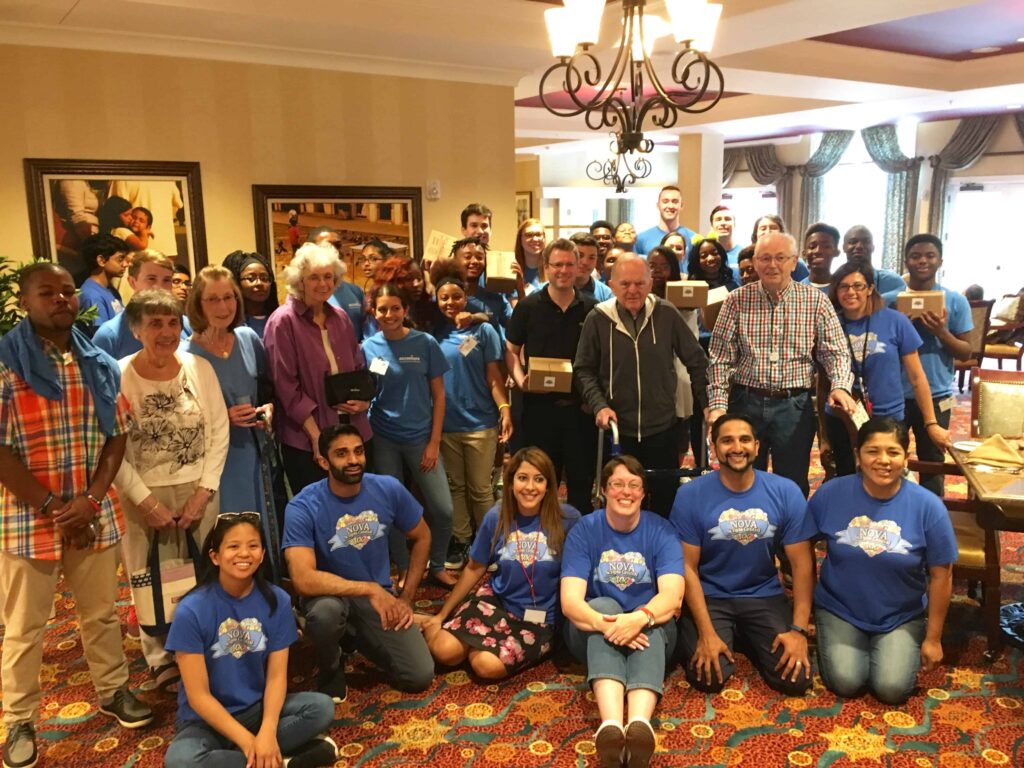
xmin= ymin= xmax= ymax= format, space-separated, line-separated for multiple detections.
xmin=984 ymin=293 xmax=1024 ymax=371
xmin=956 ymin=299 xmax=994 ymax=392
xmin=970 ymin=367 xmax=1024 ymax=439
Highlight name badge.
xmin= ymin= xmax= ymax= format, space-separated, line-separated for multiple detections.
xmin=459 ymin=335 xmax=478 ymax=357
xmin=938 ymin=396 xmax=956 ymax=413
xmin=523 ymin=608 xmax=546 ymax=625
xmin=369 ymin=357 xmax=389 ymax=375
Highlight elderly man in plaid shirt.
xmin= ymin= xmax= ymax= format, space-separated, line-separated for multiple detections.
xmin=0 ymin=263 xmax=152 ymax=768
xmin=706 ymin=232 xmax=855 ymax=496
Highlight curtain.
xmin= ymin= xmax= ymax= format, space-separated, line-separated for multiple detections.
xmin=861 ymin=124 xmax=923 ymax=271
xmin=797 ymin=130 xmax=854 ymax=238
xmin=745 ymin=145 xmax=794 ymax=230
xmin=927 ymin=115 xmax=1001 ymax=235
xmin=722 ymin=147 xmax=743 ymax=187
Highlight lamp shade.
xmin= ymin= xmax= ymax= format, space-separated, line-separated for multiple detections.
xmin=545 ymin=7 xmax=580 ymax=57
xmin=664 ymin=0 xmax=723 ymax=52
xmin=564 ymin=0 xmax=604 ymax=46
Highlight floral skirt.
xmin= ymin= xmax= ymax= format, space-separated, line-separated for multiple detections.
xmin=442 ymin=587 xmax=555 ymax=675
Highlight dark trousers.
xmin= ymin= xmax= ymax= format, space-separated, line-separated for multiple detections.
xmin=824 ymin=411 xmax=857 ymax=478
xmin=729 ymin=388 xmax=815 ymax=497
xmin=677 ymin=594 xmax=812 ymax=696
xmin=617 ymin=424 xmax=681 ymax=518
xmin=521 ymin=395 xmax=596 ymax=514
xmin=904 ymin=396 xmax=951 ymax=496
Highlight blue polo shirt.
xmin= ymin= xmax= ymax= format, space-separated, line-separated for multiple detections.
xmin=435 ymin=321 xmax=503 ymax=433
xmin=329 ymin=281 xmax=366 ymax=339
xmin=635 ymin=225 xmax=697 ymax=257
xmin=78 ymin=278 xmax=123 ymax=328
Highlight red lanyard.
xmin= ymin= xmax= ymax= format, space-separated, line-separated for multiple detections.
xmin=512 ymin=519 xmax=539 ymax=606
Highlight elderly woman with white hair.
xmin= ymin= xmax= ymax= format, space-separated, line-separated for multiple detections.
xmin=263 ymin=242 xmax=372 ymax=493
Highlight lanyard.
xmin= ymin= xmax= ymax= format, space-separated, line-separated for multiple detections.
xmin=512 ymin=518 xmax=539 ymax=606
xmin=841 ymin=314 xmax=871 ymax=406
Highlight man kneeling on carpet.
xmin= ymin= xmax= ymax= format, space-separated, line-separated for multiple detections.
xmin=164 ymin=512 xmax=336 ymax=768
xmin=283 ymin=425 xmax=435 ymax=702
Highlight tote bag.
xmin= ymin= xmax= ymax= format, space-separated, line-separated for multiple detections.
xmin=129 ymin=529 xmax=200 ymax=636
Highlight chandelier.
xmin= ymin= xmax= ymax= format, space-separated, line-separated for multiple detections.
xmin=587 ymin=142 xmax=653 ymax=193
xmin=540 ymin=0 xmax=725 ymax=188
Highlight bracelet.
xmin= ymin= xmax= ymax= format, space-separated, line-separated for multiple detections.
xmin=924 ymin=421 xmax=939 ymax=428
xmin=788 ymin=623 xmax=809 ymax=636
xmin=497 ymin=403 xmax=511 ymax=411
xmin=141 ymin=497 xmax=160 ymax=513
xmin=638 ymin=607 xmax=656 ymax=628
xmin=38 ymin=491 xmax=56 ymax=516
xmin=82 ymin=492 xmax=102 ymax=512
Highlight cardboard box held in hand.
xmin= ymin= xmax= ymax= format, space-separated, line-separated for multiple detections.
xmin=665 ymin=280 xmax=709 ymax=309
xmin=485 ymin=251 xmax=519 ymax=293
xmin=525 ymin=357 xmax=573 ymax=393
xmin=895 ymin=290 xmax=945 ymax=319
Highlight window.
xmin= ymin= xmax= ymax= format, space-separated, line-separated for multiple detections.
xmin=721 ymin=187 xmax=778 ymax=243
xmin=820 ymin=136 xmax=888 ymax=267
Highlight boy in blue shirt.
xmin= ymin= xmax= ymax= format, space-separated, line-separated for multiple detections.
xmin=670 ymin=414 xmax=816 ymax=695
xmin=283 ymin=425 xmax=435 ymax=701
xmin=77 ymin=233 xmax=127 ymax=334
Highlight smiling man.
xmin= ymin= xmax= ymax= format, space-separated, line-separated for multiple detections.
xmin=283 ymin=424 xmax=434 ymax=702
xmin=670 ymin=413 xmax=815 ymax=696
xmin=842 ymin=225 xmax=906 ymax=294
xmin=635 ymin=186 xmax=697 ymax=257
xmin=800 ymin=222 xmax=841 ymax=292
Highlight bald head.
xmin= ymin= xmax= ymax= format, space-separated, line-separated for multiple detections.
xmin=610 ymin=252 xmax=649 ymax=282
xmin=610 ymin=253 xmax=652 ymax=314
xmin=752 ymin=232 xmax=797 ymax=294
xmin=843 ymin=225 xmax=874 ymax=266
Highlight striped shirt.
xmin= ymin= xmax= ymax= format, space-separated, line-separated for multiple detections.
xmin=707 ymin=280 xmax=852 ymax=411
xmin=0 ymin=341 xmax=128 ymax=559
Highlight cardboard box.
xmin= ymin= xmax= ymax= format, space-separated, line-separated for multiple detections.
xmin=485 ymin=250 xmax=519 ymax=293
xmin=701 ymin=286 xmax=731 ymax=332
xmin=665 ymin=280 xmax=710 ymax=309
xmin=422 ymin=230 xmax=457 ymax=267
xmin=895 ymin=290 xmax=945 ymax=319
xmin=525 ymin=357 xmax=573 ymax=393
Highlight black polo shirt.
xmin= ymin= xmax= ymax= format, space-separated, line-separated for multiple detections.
xmin=507 ymin=286 xmax=597 ymax=401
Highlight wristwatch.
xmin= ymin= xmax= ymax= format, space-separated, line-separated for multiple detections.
xmin=639 ymin=607 xmax=656 ymax=628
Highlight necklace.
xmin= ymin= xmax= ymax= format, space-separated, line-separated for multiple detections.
xmin=200 ymin=332 xmax=232 ymax=358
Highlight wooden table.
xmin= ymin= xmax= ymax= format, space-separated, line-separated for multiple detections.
xmin=948 ymin=447 xmax=1024 ymax=531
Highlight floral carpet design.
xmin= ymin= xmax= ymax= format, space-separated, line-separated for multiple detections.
xmin=2 ymin=396 xmax=1023 ymax=767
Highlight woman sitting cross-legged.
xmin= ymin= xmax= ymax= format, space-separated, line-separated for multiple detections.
xmin=809 ymin=416 xmax=957 ymax=705
xmin=163 ymin=512 xmax=337 ymax=768
xmin=560 ymin=456 xmax=685 ymax=768
xmin=422 ymin=448 xmax=579 ymax=679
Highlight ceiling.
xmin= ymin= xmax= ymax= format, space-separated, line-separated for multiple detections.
xmin=2 ymin=0 xmax=1023 ymax=153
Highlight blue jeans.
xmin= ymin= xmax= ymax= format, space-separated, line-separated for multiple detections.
xmin=729 ymin=388 xmax=815 ymax=497
xmin=563 ymin=596 xmax=676 ymax=696
xmin=164 ymin=692 xmax=334 ymax=768
xmin=373 ymin=433 xmax=454 ymax=573
xmin=815 ymin=608 xmax=925 ymax=705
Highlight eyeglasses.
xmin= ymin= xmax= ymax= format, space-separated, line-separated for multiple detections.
xmin=240 ymin=274 xmax=272 ymax=285
xmin=837 ymin=282 xmax=869 ymax=293
xmin=171 ymin=278 xmax=192 ymax=287
xmin=607 ymin=480 xmax=643 ymax=491
xmin=201 ymin=295 xmax=237 ymax=305
xmin=753 ymin=255 xmax=792 ymax=265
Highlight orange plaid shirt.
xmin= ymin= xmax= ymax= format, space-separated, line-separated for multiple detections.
xmin=0 ymin=341 xmax=128 ymax=559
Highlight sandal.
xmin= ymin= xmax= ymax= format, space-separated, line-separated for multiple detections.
xmin=152 ymin=663 xmax=181 ymax=694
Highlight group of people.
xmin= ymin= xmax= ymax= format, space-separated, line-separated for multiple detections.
xmin=0 ymin=190 xmax=971 ymax=768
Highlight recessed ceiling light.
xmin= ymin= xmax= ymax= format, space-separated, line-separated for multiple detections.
xmin=1008 ymin=104 xmax=1023 ymax=110
xmin=1018 ymin=37 xmax=1024 ymax=43
xmin=971 ymin=46 xmax=1002 ymax=54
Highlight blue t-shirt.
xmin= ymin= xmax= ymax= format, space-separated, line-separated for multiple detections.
xmin=798 ymin=277 xmax=831 ymax=294
xmin=467 ymin=289 xmax=513 ymax=341
xmin=361 ymin=329 xmax=449 ymax=443
xmin=875 ymin=268 xmax=907 ymax=295
xmin=469 ymin=504 xmax=581 ymax=625
xmin=328 ymin=281 xmax=366 ymax=339
xmin=882 ymin=285 xmax=972 ymax=399
xmin=166 ymin=582 xmax=297 ymax=724
xmin=245 ymin=315 xmax=268 ymax=339
xmin=561 ymin=510 xmax=684 ymax=612
xmin=635 ymin=225 xmax=696 ymax=257
xmin=671 ymin=471 xmax=814 ymax=599
xmin=78 ymin=278 xmax=123 ymax=328
xmin=282 ymin=475 xmax=422 ymax=589
xmin=435 ymin=321 xmax=503 ymax=433
xmin=829 ymin=308 xmax=922 ymax=419
xmin=809 ymin=475 xmax=958 ymax=633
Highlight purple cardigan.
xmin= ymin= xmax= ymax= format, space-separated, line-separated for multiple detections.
xmin=263 ymin=295 xmax=371 ymax=451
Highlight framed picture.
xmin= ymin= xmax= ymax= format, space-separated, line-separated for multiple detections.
xmin=24 ymin=158 xmax=207 ymax=285
xmin=515 ymin=191 xmax=534 ymax=225
xmin=252 ymin=185 xmax=423 ymax=292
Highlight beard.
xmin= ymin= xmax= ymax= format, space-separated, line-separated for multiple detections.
xmin=329 ymin=463 xmax=364 ymax=485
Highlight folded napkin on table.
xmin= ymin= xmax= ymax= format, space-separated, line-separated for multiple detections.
xmin=965 ymin=434 xmax=1024 ymax=468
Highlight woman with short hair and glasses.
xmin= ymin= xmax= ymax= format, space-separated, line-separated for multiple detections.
xmin=559 ymin=456 xmax=685 ymax=768
xmin=824 ymin=262 xmax=951 ymax=477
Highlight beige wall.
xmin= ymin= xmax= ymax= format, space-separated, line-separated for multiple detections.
xmin=0 ymin=45 xmax=517 ymax=265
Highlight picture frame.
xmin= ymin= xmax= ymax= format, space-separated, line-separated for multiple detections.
xmin=23 ymin=158 xmax=208 ymax=285
xmin=515 ymin=190 xmax=534 ymax=225
xmin=251 ymin=185 xmax=423 ymax=290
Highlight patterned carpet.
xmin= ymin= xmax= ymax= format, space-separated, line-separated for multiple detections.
xmin=3 ymin=396 xmax=1024 ymax=767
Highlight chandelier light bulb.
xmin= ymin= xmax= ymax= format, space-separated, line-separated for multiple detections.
xmin=545 ymin=7 xmax=580 ymax=58
xmin=564 ymin=0 xmax=604 ymax=47
xmin=664 ymin=0 xmax=723 ymax=52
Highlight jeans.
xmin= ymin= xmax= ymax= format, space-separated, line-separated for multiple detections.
xmin=729 ymin=388 xmax=815 ymax=497
xmin=676 ymin=594 xmax=812 ymax=695
xmin=616 ymin=425 xmax=681 ymax=518
xmin=440 ymin=428 xmax=499 ymax=542
xmin=815 ymin=607 xmax=925 ymax=705
xmin=373 ymin=433 xmax=454 ymax=573
xmin=164 ymin=692 xmax=335 ymax=768
xmin=563 ymin=596 xmax=676 ymax=696
xmin=521 ymin=394 xmax=596 ymax=514
xmin=904 ymin=396 xmax=951 ymax=497
xmin=304 ymin=595 xmax=434 ymax=692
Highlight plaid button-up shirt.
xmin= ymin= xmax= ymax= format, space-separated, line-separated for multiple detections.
xmin=0 ymin=340 xmax=127 ymax=559
xmin=707 ymin=280 xmax=853 ymax=411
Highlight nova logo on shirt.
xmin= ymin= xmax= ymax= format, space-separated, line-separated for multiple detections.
xmin=211 ymin=617 xmax=267 ymax=659
xmin=498 ymin=530 xmax=554 ymax=564
xmin=329 ymin=511 xmax=385 ymax=551
xmin=836 ymin=516 xmax=912 ymax=557
xmin=709 ymin=508 xmax=776 ymax=545
xmin=595 ymin=550 xmax=651 ymax=591
xmin=847 ymin=332 xmax=886 ymax=362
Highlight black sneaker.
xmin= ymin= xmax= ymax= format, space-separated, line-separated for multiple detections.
xmin=444 ymin=539 xmax=469 ymax=569
xmin=339 ymin=630 xmax=359 ymax=657
xmin=284 ymin=736 xmax=337 ymax=768
xmin=317 ymin=666 xmax=347 ymax=703
xmin=3 ymin=722 xmax=36 ymax=768
xmin=98 ymin=687 xmax=154 ymax=729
